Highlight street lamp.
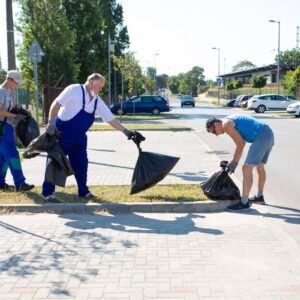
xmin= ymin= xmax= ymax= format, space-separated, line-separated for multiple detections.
xmin=269 ymin=19 xmax=281 ymax=94
xmin=153 ymin=53 xmax=159 ymax=94
xmin=212 ymin=47 xmax=220 ymax=105
xmin=108 ymin=34 xmax=115 ymax=106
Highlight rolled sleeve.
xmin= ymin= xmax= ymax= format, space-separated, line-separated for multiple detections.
xmin=56 ymin=84 xmax=77 ymax=106
xmin=95 ymin=97 xmax=116 ymax=122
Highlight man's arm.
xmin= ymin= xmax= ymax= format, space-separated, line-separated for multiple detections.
xmin=108 ymin=118 xmax=127 ymax=133
xmin=0 ymin=104 xmax=17 ymax=119
xmin=48 ymin=100 xmax=62 ymax=121
xmin=223 ymin=119 xmax=245 ymax=163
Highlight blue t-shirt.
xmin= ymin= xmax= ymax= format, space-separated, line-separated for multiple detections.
xmin=226 ymin=114 xmax=266 ymax=143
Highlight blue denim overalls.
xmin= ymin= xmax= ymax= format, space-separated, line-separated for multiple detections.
xmin=42 ymin=85 xmax=98 ymax=197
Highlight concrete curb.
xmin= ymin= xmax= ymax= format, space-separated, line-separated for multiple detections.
xmin=0 ymin=200 xmax=236 ymax=214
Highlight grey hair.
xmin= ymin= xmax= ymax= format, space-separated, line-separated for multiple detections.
xmin=86 ymin=73 xmax=105 ymax=82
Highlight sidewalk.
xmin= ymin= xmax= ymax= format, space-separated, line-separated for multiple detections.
xmin=11 ymin=130 xmax=223 ymax=187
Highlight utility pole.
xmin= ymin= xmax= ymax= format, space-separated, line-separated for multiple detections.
xmin=212 ymin=47 xmax=221 ymax=105
xmin=6 ymin=0 xmax=16 ymax=70
xmin=296 ymin=26 xmax=299 ymax=67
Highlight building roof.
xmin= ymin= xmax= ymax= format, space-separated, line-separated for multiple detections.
xmin=220 ymin=64 xmax=278 ymax=78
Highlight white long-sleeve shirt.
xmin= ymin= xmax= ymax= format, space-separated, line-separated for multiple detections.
xmin=55 ymin=84 xmax=115 ymax=122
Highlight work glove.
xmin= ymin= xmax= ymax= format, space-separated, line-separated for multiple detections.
xmin=46 ymin=119 xmax=56 ymax=136
xmin=14 ymin=114 xmax=27 ymax=123
xmin=227 ymin=161 xmax=238 ymax=174
xmin=123 ymin=129 xmax=145 ymax=146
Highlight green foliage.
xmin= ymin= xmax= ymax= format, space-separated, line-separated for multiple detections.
xmin=156 ymin=74 xmax=168 ymax=90
xmin=226 ymin=82 xmax=235 ymax=91
xmin=0 ymin=70 xmax=6 ymax=83
xmin=168 ymin=66 xmax=205 ymax=96
xmin=112 ymin=52 xmax=143 ymax=96
xmin=282 ymin=66 xmax=300 ymax=95
xmin=250 ymin=75 xmax=267 ymax=89
xmin=234 ymin=79 xmax=243 ymax=89
xmin=276 ymin=49 xmax=300 ymax=68
xmin=232 ymin=60 xmax=256 ymax=72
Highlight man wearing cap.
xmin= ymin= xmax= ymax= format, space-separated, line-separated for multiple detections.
xmin=0 ymin=70 xmax=34 ymax=191
xmin=206 ymin=114 xmax=274 ymax=211
xmin=42 ymin=73 xmax=143 ymax=202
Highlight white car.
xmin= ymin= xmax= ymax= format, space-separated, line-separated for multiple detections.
xmin=247 ymin=94 xmax=297 ymax=113
xmin=286 ymin=101 xmax=300 ymax=117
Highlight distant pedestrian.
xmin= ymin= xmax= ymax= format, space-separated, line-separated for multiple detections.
xmin=43 ymin=73 xmax=142 ymax=202
xmin=206 ymin=114 xmax=274 ymax=211
xmin=0 ymin=70 xmax=34 ymax=192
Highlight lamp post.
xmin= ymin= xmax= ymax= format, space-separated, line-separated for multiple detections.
xmin=212 ymin=47 xmax=220 ymax=105
xmin=269 ymin=19 xmax=281 ymax=94
xmin=153 ymin=53 xmax=159 ymax=94
xmin=108 ymin=34 xmax=115 ymax=106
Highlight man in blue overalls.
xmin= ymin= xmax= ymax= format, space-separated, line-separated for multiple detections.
xmin=206 ymin=114 xmax=274 ymax=211
xmin=0 ymin=70 xmax=34 ymax=192
xmin=43 ymin=73 xmax=138 ymax=202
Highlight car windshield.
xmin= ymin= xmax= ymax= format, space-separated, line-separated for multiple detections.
xmin=181 ymin=96 xmax=193 ymax=100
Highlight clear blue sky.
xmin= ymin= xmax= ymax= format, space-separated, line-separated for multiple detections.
xmin=1 ymin=0 xmax=300 ymax=80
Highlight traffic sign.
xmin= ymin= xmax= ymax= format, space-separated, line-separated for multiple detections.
xmin=28 ymin=40 xmax=44 ymax=63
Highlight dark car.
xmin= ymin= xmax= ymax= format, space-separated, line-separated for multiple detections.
xmin=180 ymin=95 xmax=195 ymax=107
xmin=239 ymin=94 xmax=254 ymax=108
xmin=110 ymin=95 xmax=170 ymax=115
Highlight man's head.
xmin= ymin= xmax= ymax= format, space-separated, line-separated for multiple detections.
xmin=206 ymin=118 xmax=224 ymax=136
xmin=86 ymin=73 xmax=105 ymax=95
xmin=5 ymin=70 xmax=23 ymax=89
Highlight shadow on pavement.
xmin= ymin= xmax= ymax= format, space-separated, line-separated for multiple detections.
xmin=170 ymin=171 xmax=208 ymax=182
xmin=60 ymin=213 xmax=223 ymax=235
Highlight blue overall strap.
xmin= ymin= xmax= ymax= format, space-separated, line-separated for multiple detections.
xmin=80 ymin=84 xmax=85 ymax=109
xmin=93 ymin=97 xmax=98 ymax=114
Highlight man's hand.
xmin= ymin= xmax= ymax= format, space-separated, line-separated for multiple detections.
xmin=227 ymin=161 xmax=238 ymax=174
xmin=14 ymin=114 xmax=26 ymax=123
xmin=123 ymin=128 xmax=135 ymax=140
xmin=46 ymin=119 xmax=56 ymax=135
xmin=123 ymin=129 xmax=145 ymax=146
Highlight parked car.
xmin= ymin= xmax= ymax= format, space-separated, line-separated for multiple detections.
xmin=226 ymin=99 xmax=236 ymax=107
xmin=180 ymin=95 xmax=195 ymax=107
xmin=239 ymin=94 xmax=254 ymax=108
xmin=110 ymin=95 xmax=170 ymax=115
xmin=286 ymin=101 xmax=300 ymax=117
xmin=247 ymin=94 xmax=297 ymax=113
xmin=233 ymin=95 xmax=244 ymax=107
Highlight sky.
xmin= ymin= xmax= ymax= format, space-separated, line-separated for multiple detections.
xmin=1 ymin=0 xmax=300 ymax=80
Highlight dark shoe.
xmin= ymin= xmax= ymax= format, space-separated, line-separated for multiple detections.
xmin=81 ymin=192 xmax=96 ymax=200
xmin=0 ymin=183 xmax=15 ymax=192
xmin=249 ymin=195 xmax=265 ymax=205
xmin=17 ymin=183 xmax=34 ymax=192
xmin=227 ymin=201 xmax=252 ymax=212
xmin=43 ymin=194 xmax=61 ymax=203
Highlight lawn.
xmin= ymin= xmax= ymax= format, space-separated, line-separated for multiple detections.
xmin=0 ymin=184 xmax=208 ymax=204
xmin=90 ymin=123 xmax=191 ymax=131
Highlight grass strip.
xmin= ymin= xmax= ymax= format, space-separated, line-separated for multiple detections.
xmin=0 ymin=184 xmax=208 ymax=204
xmin=114 ymin=113 xmax=181 ymax=121
xmin=90 ymin=124 xmax=191 ymax=131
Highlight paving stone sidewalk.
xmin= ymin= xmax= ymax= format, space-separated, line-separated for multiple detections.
xmin=1 ymin=208 xmax=300 ymax=299
xmin=11 ymin=130 xmax=223 ymax=187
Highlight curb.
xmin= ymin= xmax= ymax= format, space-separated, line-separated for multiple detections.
xmin=0 ymin=200 xmax=236 ymax=214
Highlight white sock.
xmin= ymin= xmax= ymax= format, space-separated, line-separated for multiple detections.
xmin=241 ymin=196 xmax=248 ymax=205
xmin=257 ymin=190 xmax=263 ymax=197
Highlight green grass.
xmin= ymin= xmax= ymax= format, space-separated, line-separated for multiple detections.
xmin=90 ymin=123 xmax=191 ymax=131
xmin=0 ymin=184 xmax=208 ymax=204
xmin=114 ymin=113 xmax=180 ymax=121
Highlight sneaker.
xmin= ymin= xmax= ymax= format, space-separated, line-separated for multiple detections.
xmin=16 ymin=183 xmax=34 ymax=192
xmin=0 ymin=183 xmax=15 ymax=192
xmin=227 ymin=201 xmax=252 ymax=212
xmin=81 ymin=192 xmax=96 ymax=200
xmin=43 ymin=194 xmax=61 ymax=203
xmin=249 ymin=195 xmax=265 ymax=205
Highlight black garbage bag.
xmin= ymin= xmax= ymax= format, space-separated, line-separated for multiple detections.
xmin=10 ymin=106 xmax=40 ymax=147
xmin=200 ymin=161 xmax=240 ymax=200
xmin=130 ymin=131 xmax=180 ymax=195
xmin=23 ymin=132 xmax=73 ymax=187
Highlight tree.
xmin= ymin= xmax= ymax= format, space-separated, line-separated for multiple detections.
xmin=232 ymin=60 xmax=256 ymax=72
xmin=112 ymin=52 xmax=143 ymax=96
xmin=156 ymin=74 xmax=168 ymax=90
xmin=17 ymin=0 xmax=79 ymax=88
xmin=234 ymin=79 xmax=243 ymax=89
xmin=282 ymin=66 xmax=300 ymax=95
xmin=168 ymin=76 xmax=180 ymax=94
xmin=276 ymin=49 xmax=300 ymax=69
xmin=250 ymin=75 xmax=266 ymax=93
xmin=226 ymin=82 xmax=235 ymax=91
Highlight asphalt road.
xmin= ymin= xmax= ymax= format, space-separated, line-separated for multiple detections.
xmin=165 ymin=99 xmax=300 ymax=210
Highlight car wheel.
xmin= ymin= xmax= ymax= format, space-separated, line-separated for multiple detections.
xmin=296 ymin=112 xmax=300 ymax=118
xmin=181 ymin=104 xmax=183 ymax=107
xmin=116 ymin=108 xmax=125 ymax=115
xmin=255 ymin=105 xmax=266 ymax=113
xmin=192 ymin=103 xmax=195 ymax=107
xmin=152 ymin=107 xmax=160 ymax=115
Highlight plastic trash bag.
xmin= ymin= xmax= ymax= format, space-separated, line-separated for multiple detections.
xmin=130 ymin=131 xmax=180 ymax=195
xmin=200 ymin=161 xmax=240 ymax=200
xmin=10 ymin=106 xmax=40 ymax=147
